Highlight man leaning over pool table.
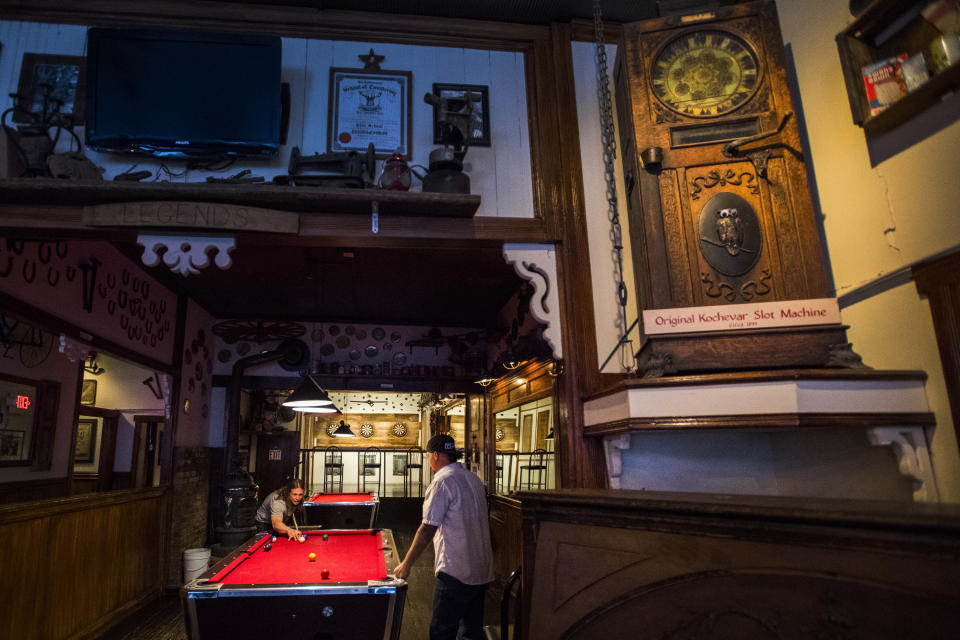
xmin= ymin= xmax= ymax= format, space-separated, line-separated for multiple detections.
xmin=255 ymin=477 xmax=307 ymax=541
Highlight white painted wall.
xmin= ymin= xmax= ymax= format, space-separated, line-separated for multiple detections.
xmin=775 ymin=0 xmax=960 ymax=501
xmin=0 ymin=21 xmax=534 ymax=218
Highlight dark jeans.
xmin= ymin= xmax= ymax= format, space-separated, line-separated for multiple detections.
xmin=430 ymin=571 xmax=487 ymax=640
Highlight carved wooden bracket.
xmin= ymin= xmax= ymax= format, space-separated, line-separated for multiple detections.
xmin=867 ymin=426 xmax=939 ymax=502
xmin=602 ymin=434 xmax=632 ymax=490
xmin=138 ymin=235 xmax=235 ymax=276
xmin=502 ymin=243 xmax=562 ymax=360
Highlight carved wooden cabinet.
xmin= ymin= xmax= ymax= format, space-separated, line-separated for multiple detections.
xmin=614 ymin=1 xmax=847 ymax=374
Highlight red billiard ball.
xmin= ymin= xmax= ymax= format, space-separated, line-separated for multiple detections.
xmin=321 ymin=568 xmax=330 ymax=579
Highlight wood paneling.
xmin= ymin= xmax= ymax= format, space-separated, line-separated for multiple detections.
xmin=0 ymin=488 xmax=168 ymax=640
xmin=520 ymin=489 xmax=960 ymax=639
xmin=0 ymin=476 xmax=68 ymax=504
xmin=489 ymin=494 xmax=523 ymax=585
xmin=913 ymin=250 xmax=960 ymax=455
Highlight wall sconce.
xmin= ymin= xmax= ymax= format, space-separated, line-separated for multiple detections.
xmin=502 ymin=360 xmax=521 ymax=370
xmin=548 ymin=359 xmax=564 ymax=377
xmin=83 ymin=353 xmax=105 ymax=376
xmin=474 ymin=375 xmax=495 ymax=387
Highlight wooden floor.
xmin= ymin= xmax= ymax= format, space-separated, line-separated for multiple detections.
xmin=99 ymin=498 xmax=502 ymax=639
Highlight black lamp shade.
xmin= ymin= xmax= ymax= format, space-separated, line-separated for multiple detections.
xmin=282 ymin=374 xmax=335 ymax=408
xmin=332 ymin=420 xmax=356 ymax=437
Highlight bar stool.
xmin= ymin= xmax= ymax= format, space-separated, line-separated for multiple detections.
xmin=323 ymin=445 xmax=343 ymax=492
xmin=360 ymin=446 xmax=382 ymax=493
xmin=404 ymin=447 xmax=424 ymax=497
xmin=518 ymin=448 xmax=548 ymax=490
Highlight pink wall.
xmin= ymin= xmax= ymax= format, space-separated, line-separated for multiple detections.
xmin=177 ymin=300 xmax=215 ymax=447
xmin=0 ymin=239 xmax=177 ymax=365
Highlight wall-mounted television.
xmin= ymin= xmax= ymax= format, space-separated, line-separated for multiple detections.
xmin=85 ymin=28 xmax=282 ymax=159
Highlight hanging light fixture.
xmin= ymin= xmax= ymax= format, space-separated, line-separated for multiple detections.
xmin=545 ymin=427 xmax=555 ymax=440
xmin=282 ymin=373 xmax=338 ymax=410
xmin=331 ymin=419 xmax=356 ymax=437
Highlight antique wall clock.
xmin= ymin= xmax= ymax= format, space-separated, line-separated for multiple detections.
xmin=614 ymin=0 xmax=849 ymax=374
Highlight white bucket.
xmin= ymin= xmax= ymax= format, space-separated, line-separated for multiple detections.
xmin=183 ymin=548 xmax=212 ymax=583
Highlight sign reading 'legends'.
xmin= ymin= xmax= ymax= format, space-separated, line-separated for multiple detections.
xmin=82 ymin=202 xmax=299 ymax=234
xmin=643 ymin=298 xmax=841 ymax=336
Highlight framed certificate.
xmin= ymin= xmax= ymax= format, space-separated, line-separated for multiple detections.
xmin=328 ymin=68 xmax=413 ymax=159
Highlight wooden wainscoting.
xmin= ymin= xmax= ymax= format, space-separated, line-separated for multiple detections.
xmin=0 ymin=488 xmax=169 ymax=639
xmin=519 ymin=489 xmax=960 ymax=639
xmin=489 ymin=494 xmax=523 ymax=584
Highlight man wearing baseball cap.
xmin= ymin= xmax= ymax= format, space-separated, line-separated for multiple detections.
xmin=394 ymin=433 xmax=494 ymax=639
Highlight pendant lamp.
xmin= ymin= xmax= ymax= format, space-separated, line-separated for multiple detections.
xmin=282 ymin=373 xmax=336 ymax=409
xmin=331 ymin=420 xmax=356 ymax=437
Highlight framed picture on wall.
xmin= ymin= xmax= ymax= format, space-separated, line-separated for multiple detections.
xmin=80 ymin=379 xmax=97 ymax=406
xmin=328 ymin=66 xmax=413 ymax=158
xmin=431 ymin=83 xmax=491 ymax=147
xmin=392 ymin=455 xmax=407 ymax=476
xmin=74 ymin=418 xmax=98 ymax=463
xmin=13 ymin=53 xmax=86 ymax=124
xmin=0 ymin=430 xmax=25 ymax=461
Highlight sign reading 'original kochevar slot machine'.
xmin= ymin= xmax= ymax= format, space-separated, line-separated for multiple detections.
xmin=643 ymin=298 xmax=841 ymax=336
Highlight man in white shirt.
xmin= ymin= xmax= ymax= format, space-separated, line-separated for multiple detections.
xmin=395 ymin=434 xmax=494 ymax=640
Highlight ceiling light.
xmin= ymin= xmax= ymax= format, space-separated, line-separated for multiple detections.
xmin=290 ymin=405 xmax=339 ymax=413
xmin=282 ymin=374 xmax=337 ymax=409
xmin=331 ymin=420 xmax=356 ymax=437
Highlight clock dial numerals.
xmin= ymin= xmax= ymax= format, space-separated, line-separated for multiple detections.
xmin=651 ymin=30 xmax=760 ymax=118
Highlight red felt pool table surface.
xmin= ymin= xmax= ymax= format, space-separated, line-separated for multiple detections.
xmin=210 ymin=530 xmax=389 ymax=584
xmin=306 ymin=491 xmax=376 ymax=504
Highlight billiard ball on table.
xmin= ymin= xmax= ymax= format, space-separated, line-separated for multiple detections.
xmin=308 ymin=552 xmax=316 ymax=562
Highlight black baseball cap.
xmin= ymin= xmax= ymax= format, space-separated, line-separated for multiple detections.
xmin=426 ymin=434 xmax=460 ymax=460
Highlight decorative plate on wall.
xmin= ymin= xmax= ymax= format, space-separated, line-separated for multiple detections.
xmin=360 ymin=423 xmax=375 ymax=437
xmin=392 ymin=422 xmax=407 ymax=437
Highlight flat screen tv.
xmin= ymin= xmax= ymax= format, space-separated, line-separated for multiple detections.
xmin=85 ymin=28 xmax=282 ymax=158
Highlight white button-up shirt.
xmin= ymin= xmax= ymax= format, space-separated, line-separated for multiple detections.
xmin=422 ymin=462 xmax=494 ymax=585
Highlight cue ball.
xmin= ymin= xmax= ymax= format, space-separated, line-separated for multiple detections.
xmin=264 ymin=543 xmax=272 ymax=551
xmin=308 ymin=553 xmax=316 ymax=561
xmin=299 ymin=535 xmax=307 ymax=543
xmin=321 ymin=568 xmax=330 ymax=579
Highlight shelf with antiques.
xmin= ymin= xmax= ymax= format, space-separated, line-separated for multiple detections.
xmin=836 ymin=0 xmax=960 ymax=135
xmin=0 ymin=177 xmax=481 ymax=218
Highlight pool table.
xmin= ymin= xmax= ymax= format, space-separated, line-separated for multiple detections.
xmin=302 ymin=491 xmax=379 ymax=529
xmin=181 ymin=528 xmax=405 ymax=640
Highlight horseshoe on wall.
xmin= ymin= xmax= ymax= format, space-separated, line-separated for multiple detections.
xmin=120 ymin=314 xmax=129 ymax=329
xmin=163 ymin=319 xmax=170 ymax=331
xmin=55 ymin=242 xmax=68 ymax=259
xmin=65 ymin=266 xmax=76 ymax=282
xmin=145 ymin=319 xmax=153 ymax=333
xmin=132 ymin=277 xmax=140 ymax=293
xmin=46 ymin=267 xmax=59 ymax=286
xmin=0 ymin=256 xmax=13 ymax=278
xmin=157 ymin=328 xmax=165 ymax=342
xmin=107 ymin=300 xmax=116 ymax=316
xmin=22 ymin=260 xmax=36 ymax=283
xmin=106 ymin=273 xmax=117 ymax=289
xmin=127 ymin=326 xmax=136 ymax=340
xmin=117 ymin=289 xmax=128 ymax=309
xmin=98 ymin=284 xmax=109 ymax=299
xmin=159 ymin=299 xmax=166 ymax=314
xmin=150 ymin=334 xmax=157 ymax=347
xmin=142 ymin=334 xmax=148 ymax=345
xmin=138 ymin=306 xmax=147 ymax=320
xmin=122 ymin=269 xmax=130 ymax=286
xmin=6 ymin=240 xmax=24 ymax=255
xmin=149 ymin=301 xmax=157 ymax=315
xmin=141 ymin=282 xmax=150 ymax=298
xmin=129 ymin=298 xmax=141 ymax=315
xmin=37 ymin=243 xmax=52 ymax=264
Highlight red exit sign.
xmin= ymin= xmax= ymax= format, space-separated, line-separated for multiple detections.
xmin=16 ymin=395 xmax=31 ymax=410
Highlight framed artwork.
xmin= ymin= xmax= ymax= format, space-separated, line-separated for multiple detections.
xmin=392 ymin=455 xmax=407 ymax=476
xmin=74 ymin=418 xmax=98 ymax=464
xmin=80 ymin=379 xmax=97 ymax=406
xmin=431 ymin=83 xmax=491 ymax=147
xmin=0 ymin=430 xmax=25 ymax=461
xmin=329 ymin=67 xmax=413 ymax=158
xmin=13 ymin=53 xmax=86 ymax=124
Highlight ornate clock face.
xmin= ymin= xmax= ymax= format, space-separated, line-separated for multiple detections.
xmin=651 ymin=29 xmax=759 ymax=118
xmin=359 ymin=423 xmax=375 ymax=438
xmin=392 ymin=423 xmax=407 ymax=437
xmin=326 ymin=422 xmax=339 ymax=437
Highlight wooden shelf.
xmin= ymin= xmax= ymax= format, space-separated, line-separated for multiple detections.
xmin=0 ymin=178 xmax=481 ymax=217
xmin=836 ymin=0 xmax=960 ymax=134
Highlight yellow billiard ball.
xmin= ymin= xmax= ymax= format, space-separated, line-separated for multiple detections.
xmin=308 ymin=552 xmax=317 ymax=561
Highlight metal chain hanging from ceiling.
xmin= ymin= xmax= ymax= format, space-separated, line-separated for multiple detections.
xmin=593 ymin=0 xmax=635 ymax=371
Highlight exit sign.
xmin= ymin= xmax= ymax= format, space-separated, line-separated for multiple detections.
xmin=16 ymin=395 xmax=31 ymax=410
xmin=268 ymin=449 xmax=282 ymax=461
